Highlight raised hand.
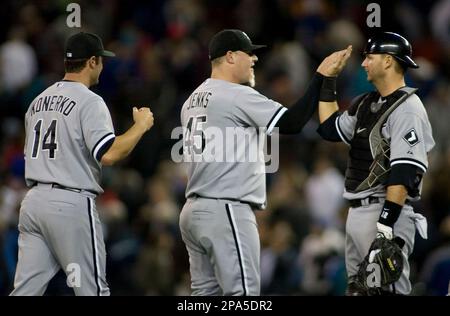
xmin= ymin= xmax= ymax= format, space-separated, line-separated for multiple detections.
xmin=317 ymin=45 xmax=352 ymax=77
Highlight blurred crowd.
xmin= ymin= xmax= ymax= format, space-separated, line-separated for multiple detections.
xmin=0 ymin=0 xmax=449 ymax=296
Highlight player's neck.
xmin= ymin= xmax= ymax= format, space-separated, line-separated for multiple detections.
xmin=63 ymin=73 xmax=92 ymax=88
xmin=374 ymin=75 xmax=406 ymax=97
xmin=211 ymin=68 xmax=239 ymax=84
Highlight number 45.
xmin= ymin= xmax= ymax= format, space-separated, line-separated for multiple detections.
xmin=31 ymin=119 xmax=58 ymax=159
xmin=184 ymin=115 xmax=206 ymax=155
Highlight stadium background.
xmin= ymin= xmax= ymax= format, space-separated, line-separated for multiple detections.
xmin=0 ymin=0 xmax=449 ymax=295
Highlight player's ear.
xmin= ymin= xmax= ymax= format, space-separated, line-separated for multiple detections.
xmin=384 ymin=54 xmax=393 ymax=70
xmin=225 ymin=51 xmax=235 ymax=64
xmin=87 ymin=56 xmax=97 ymax=69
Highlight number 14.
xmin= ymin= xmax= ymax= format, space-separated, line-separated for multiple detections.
xmin=31 ymin=119 xmax=58 ymax=159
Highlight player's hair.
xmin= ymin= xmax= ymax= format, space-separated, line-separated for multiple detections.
xmin=211 ymin=55 xmax=225 ymax=67
xmin=64 ymin=56 xmax=100 ymax=73
xmin=393 ymin=59 xmax=407 ymax=75
xmin=385 ymin=54 xmax=406 ymax=75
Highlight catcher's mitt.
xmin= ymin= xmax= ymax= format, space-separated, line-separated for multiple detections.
xmin=350 ymin=236 xmax=404 ymax=295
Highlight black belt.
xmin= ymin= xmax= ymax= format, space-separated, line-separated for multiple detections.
xmin=33 ymin=182 xmax=97 ymax=195
xmin=349 ymin=197 xmax=411 ymax=208
xmin=189 ymin=194 xmax=261 ymax=210
xmin=349 ymin=197 xmax=383 ymax=208
xmin=51 ymin=183 xmax=82 ymax=193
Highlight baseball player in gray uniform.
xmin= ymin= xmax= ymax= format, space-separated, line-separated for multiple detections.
xmin=10 ymin=32 xmax=154 ymax=296
xmin=317 ymin=32 xmax=434 ymax=295
xmin=179 ymin=29 xmax=351 ymax=296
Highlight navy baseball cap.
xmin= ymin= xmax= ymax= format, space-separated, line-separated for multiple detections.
xmin=208 ymin=29 xmax=266 ymax=60
xmin=65 ymin=32 xmax=115 ymax=59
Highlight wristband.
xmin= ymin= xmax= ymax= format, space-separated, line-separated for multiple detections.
xmin=378 ymin=200 xmax=403 ymax=228
xmin=319 ymin=76 xmax=337 ymax=102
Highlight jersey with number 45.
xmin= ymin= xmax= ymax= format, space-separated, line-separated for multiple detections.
xmin=181 ymin=78 xmax=286 ymax=207
xmin=24 ymin=81 xmax=115 ymax=194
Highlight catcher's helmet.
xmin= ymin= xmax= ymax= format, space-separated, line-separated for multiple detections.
xmin=364 ymin=32 xmax=419 ymax=68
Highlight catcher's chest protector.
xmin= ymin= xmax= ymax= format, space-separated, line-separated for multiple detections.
xmin=345 ymin=87 xmax=417 ymax=192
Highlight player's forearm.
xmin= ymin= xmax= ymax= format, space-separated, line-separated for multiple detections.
xmin=318 ymin=74 xmax=339 ymax=123
xmin=377 ymin=185 xmax=408 ymax=238
xmin=385 ymin=184 xmax=408 ymax=205
xmin=319 ymin=101 xmax=339 ymax=123
xmin=101 ymin=123 xmax=146 ymax=165
xmin=276 ymin=72 xmax=324 ymax=134
xmin=316 ymin=75 xmax=341 ymax=141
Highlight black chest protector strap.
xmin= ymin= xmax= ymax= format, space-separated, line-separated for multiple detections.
xmin=345 ymin=87 xmax=418 ymax=193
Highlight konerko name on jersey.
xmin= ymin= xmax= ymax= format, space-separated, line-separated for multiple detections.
xmin=29 ymin=94 xmax=77 ymax=117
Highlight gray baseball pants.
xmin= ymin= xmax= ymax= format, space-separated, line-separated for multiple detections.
xmin=346 ymin=200 xmax=417 ymax=294
xmin=179 ymin=196 xmax=260 ymax=296
xmin=10 ymin=183 xmax=109 ymax=296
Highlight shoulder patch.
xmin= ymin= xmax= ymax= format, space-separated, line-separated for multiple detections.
xmin=403 ymin=129 xmax=420 ymax=147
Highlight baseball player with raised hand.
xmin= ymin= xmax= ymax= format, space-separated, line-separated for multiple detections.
xmin=179 ymin=29 xmax=351 ymax=296
xmin=317 ymin=32 xmax=434 ymax=295
xmin=10 ymin=32 xmax=154 ymax=296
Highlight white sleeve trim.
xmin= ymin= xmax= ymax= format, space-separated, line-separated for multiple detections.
xmin=267 ymin=107 xmax=287 ymax=135
xmin=93 ymin=133 xmax=115 ymax=161
xmin=335 ymin=115 xmax=350 ymax=145
xmin=391 ymin=159 xmax=427 ymax=173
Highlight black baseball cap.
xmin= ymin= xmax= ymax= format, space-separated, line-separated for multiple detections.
xmin=65 ymin=32 xmax=115 ymax=59
xmin=208 ymin=29 xmax=266 ymax=60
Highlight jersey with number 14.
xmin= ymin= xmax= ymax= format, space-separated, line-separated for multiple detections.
xmin=24 ymin=81 xmax=115 ymax=194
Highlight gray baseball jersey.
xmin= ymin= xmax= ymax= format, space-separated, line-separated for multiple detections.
xmin=334 ymin=93 xmax=434 ymax=200
xmin=181 ymin=78 xmax=286 ymax=207
xmin=179 ymin=78 xmax=287 ymax=296
xmin=24 ymin=80 xmax=115 ymax=194
xmin=11 ymin=80 xmax=114 ymax=296
xmin=329 ymin=91 xmax=434 ymax=294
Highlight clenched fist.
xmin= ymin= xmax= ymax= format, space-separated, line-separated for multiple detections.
xmin=133 ymin=107 xmax=154 ymax=132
